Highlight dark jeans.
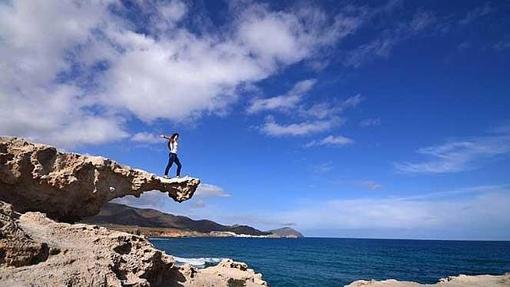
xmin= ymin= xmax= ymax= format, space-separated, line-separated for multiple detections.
xmin=164 ymin=153 xmax=182 ymax=176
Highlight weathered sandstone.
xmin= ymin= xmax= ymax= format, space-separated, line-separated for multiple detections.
xmin=346 ymin=273 xmax=510 ymax=287
xmin=0 ymin=138 xmax=266 ymax=286
xmin=0 ymin=200 xmax=267 ymax=287
xmin=0 ymin=137 xmax=200 ymax=222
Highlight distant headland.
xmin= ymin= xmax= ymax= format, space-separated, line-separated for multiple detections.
xmin=82 ymin=202 xmax=304 ymax=239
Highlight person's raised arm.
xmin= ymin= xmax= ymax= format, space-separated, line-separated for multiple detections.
xmin=160 ymin=134 xmax=170 ymax=140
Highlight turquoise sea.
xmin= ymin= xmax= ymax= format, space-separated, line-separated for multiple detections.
xmin=151 ymin=237 xmax=510 ymax=286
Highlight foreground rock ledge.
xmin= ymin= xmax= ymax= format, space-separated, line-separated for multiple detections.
xmin=346 ymin=273 xmax=510 ymax=287
xmin=0 ymin=201 xmax=267 ymax=287
xmin=0 ymin=137 xmax=200 ymax=222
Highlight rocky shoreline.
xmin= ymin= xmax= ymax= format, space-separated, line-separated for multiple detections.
xmin=0 ymin=200 xmax=267 ymax=286
xmin=346 ymin=273 xmax=510 ymax=287
xmin=0 ymin=137 xmax=267 ymax=286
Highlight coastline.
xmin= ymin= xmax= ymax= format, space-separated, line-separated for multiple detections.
xmin=95 ymin=223 xmax=302 ymax=238
xmin=152 ymin=236 xmax=510 ymax=287
xmin=346 ymin=273 xmax=510 ymax=287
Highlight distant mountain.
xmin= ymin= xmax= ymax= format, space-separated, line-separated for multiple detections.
xmin=268 ymin=227 xmax=304 ymax=238
xmin=83 ymin=203 xmax=286 ymax=237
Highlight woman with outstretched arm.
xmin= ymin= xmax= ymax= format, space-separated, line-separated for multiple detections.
xmin=160 ymin=133 xmax=182 ymax=178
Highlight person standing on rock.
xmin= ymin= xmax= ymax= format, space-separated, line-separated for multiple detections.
xmin=160 ymin=133 xmax=182 ymax=178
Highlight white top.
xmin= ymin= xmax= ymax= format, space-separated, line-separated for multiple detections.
xmin=169 ymin=140 xmax=178 ymax=154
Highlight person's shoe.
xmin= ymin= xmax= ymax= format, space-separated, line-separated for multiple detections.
xmin=163 ymin=175 xmax=170 ymax=179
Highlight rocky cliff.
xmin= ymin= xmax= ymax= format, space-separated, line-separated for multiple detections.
xmin=0 ymin=137 xmax=200 ymax=222
xmin=0 ymin=201 xmax=267 ymax=286
xmin=0 ymin=137 xmax=267 ymax=287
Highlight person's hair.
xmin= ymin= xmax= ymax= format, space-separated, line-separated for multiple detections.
xmin=170 ymin=133 xmax=179 ymax=142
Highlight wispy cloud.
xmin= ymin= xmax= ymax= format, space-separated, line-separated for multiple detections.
xmin=493 ymin=36 xmax=510 ymax=51
xmin=131 ymin=132 xmax=162 ymax=144
xmin=196 ymin=183 xmax=231 ymax=198
xmin=272 ymin=185 xmax=510 ymax=239
xmin=345 ymin=10 xmax=436 ymax=68
xmin=458 ymin=2 xmax=494 ymax=25
xmin=247 ymin=79 xmax=316 ymax=113
xmin=344 ymin=37 xmax=395 ymax=68
xmin=111 ymin=182 xmax=230 ymax=215
xmin=305 ymin=135 xmax=354 ymax=147
xmin=261 ymin=117 xmax=337 ymax=137
xmin=299 ymin=94 xmax=364 ymax=119
xmin=395 ymin=128 xmax=510 ymax=174
xmin=340 ymin=94 xmax=364 ymax=110
xmin=258 ymin=92 xmax=362 ymax=138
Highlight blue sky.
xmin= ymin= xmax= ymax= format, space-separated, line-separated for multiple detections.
xmin=1 ymin=0 xmax=510 ymax=240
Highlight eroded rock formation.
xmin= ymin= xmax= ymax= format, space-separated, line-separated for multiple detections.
xmin=345 ymin=273 xmax=510 ymax=287
xmin=0 ymin=201 xmax=267 ymax=286
xmin=0 ymin=137 xmax=200 ymax=222
xmin=0 ymin=137 xmax=266 ymax=286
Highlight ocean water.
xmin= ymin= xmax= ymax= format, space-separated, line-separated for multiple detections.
xmin=150 ymin=237 xmax=510 ymax=287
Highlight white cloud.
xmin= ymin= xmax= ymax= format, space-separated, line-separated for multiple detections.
xmin=131 ymin=132 xmax=162 ymax=144
xmin=305 ymin=135 xmax=354 ymax=147
xmin=111 ymin=182 xmax=230 ymax=216
xmin=196 ymin=183 xmax=231 ymax=198
xmin=247 ymin=79 xmax=316 ymax=114
xmin=274 ymin=185 xmax=510 ymax=239
xmin=261 ymin=117 xmax=336 ymax=137
xmin=158 ymin=0 xmax=187 ymax=23
xmin=101 ymin=2 xmax=363 ymax=123
xmin=395 ymin=129 xmax=510 ymax=174
xmin=339 ymin=94 xmax=364 ymax=110
xmin=256 ymin=91 xmax=363 ymax=138
xmin=0 ymin=0 xmax=364 ymax=147
xmin=0 ymin=0 xmax=127 ymax=147
xmin=235 ymin=3 xmax=364 ymax=68
xmin=298 ymin=94 xmax=364 ymax=120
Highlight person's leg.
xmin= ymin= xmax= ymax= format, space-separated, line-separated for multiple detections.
xmin=164 ymin=153 xmax=175 ymax=175
xmin=175 ymin=155 xmax=182 ymax=177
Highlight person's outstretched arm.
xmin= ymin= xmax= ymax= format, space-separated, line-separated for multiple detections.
xmin=160 ymin=134 xmax=170 ymax=140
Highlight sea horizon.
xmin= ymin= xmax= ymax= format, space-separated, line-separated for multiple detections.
xmin=151 ymin=237 xmax=510 ymax=286
xmin=150 ymin=235 xmax=510 ymax=242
